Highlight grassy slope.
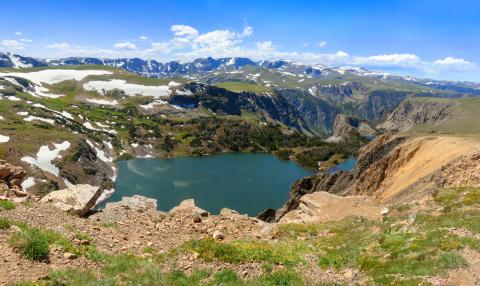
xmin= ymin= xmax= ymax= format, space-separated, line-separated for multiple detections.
xmin=3 ymin=187 xmax=480 ymax=285
xmin=406 ymin=97 xmax=480 ymax=135
xmin=213 ymin=81 xmax=272 ymax=94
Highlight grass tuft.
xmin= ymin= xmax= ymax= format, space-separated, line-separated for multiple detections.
xmin=0 ymin=217 xmax=12 ymax=229
xmin=0 ymin=200 xmax=16 ymax=210
xmin=9 ymin=228 xmax=50 ymax=261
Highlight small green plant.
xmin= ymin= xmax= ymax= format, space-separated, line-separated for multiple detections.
xmin=0 ymin=200 xmax=15 ymax=210
xmin=0 ymin=217 xmax=12 ymax=229
xmin=183 ymin=238 xmax=304 ymax=266
xmin=10 ymin=228 xmax=50 ymax=261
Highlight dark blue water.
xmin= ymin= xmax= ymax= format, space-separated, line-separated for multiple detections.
xmin=327 ymin=158 xmax=357 ymax=174
xmin=107 ymin=153 xmax=314 ymax=216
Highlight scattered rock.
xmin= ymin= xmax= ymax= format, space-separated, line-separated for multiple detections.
xmin=212 ymin=230 xmax=224 ymax=240
xmin=63 ymin=252 xmax=77 ymax=260
xmin=105 ymin=195 xmax=157 ymax=212
xmin=192 ymin=215 xmax=202 ymax=223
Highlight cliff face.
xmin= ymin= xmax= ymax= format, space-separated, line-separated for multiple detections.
xmin=267 ymin=133 xmax=480 ymax=221
xmin=378 ymin=98 xmax=454 ymax=132
xmin=326 ymin=114 xmax=376 ymax=142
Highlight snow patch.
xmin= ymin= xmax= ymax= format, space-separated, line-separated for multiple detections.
xmin=21 ymin=177 xmax=36 ymax=190
xmin=83 ymin=79 xmax=171 ymax=98
xmin=21 ymin=141 xmax=71 ymax=176
xmin=0 ymin=134 xmax=10 ymax=143
xmin=86 ymin=98 xmax=119 ymax=106
xmin=0 ymin=69 xmax=112 ymax=85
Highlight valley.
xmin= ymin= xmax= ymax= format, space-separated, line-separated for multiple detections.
xmin=0 ymin=53 xmax=480 ymax=285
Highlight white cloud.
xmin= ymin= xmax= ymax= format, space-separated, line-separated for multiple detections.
xmin=8 ymin=23 xmax=477 ymax=81
xmin=1 ymin=39 xmax=25 ymax=50
xmin=171 ymin=25 xmax=199 ymax=39
xmin=46 ymin=42 xmax=70 ymax=49
xmin=114 ymin=42 xmax=137 ymax=50
xmin=242 ymin=26 xmax=253 ymax=37
xmin=15 ymin=32 xmax=23 ymax=36
xmin=354 ymin=53 xmax=421 ymax=67
xmin=19 ymin=38 xmax=32 ymax=43
xmin=434 ymin=57 xmax=476 ymax=70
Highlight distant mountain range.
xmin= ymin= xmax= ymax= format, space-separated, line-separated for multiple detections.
xmin=1 ymin=52 xmax=480 ymax=97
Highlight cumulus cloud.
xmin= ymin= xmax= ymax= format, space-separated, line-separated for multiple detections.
xmin=353 ymin=53 xmax=421 ymax=67
xmin=171 ymin=25 xmax=199 ymax=39
xmin=242 ymin=26 xmax=253 ymax=37
xmin=46 ymin=42 xmax=70 ymax=49
xmin=433 ymin=57 xmax=476 ymax=70
xmin=114 ymin=42 xmax=137 ymax=50
xmin=14 ymin=32 xmax=22 ymax=36
xmin=1 ymin=39 xmax=25 ymax=50
xmin=6 ymin=23 xmax=477 ymax=81
xmin=19 ymin=38 xmax=32 ymax=43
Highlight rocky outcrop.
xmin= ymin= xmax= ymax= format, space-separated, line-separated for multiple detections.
xmin=105 ymin=195 xmax=157 ymax=212
xmin=326 ymin=114 xmax=376 ymax=142
xmin=40 ymin=184 xmax=109 ymax=217
xmin=57 ymin=140 xmax=115 ymax=189
xmin=0 ymin=160 xmax=28 ymax=200
xmin=169 ymin=199 xmax=208 ymax=216
xmin=378 ymin=98 xmax=454 ymax=132
xmin=279 ymin=191 xmax=383 ymax=224
xmin=266 ymin=133 xmax=480 ymax=222
xmin=168 ymin=82 xmax=307 ymax=132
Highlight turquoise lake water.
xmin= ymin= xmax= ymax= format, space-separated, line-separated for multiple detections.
xmin=107 ymin=153 xmax=314 ymax=216
xmin=327 ymin=158 xmax=357 ymax=174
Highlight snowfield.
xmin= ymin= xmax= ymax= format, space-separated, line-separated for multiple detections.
xmin=83 ymin=79 xmax=171 ymax=98
xmin=0 ymin=69 xmax=112 ymax=98
xmin=0 ymin=69 xmax=112 ymax=85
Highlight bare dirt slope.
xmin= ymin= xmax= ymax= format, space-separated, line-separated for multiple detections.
xmin=348 ymin=135 xmax=480 ymax=203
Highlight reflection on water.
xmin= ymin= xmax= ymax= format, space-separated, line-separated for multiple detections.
xmin=105 ymin=153 xmax=314 ymax=216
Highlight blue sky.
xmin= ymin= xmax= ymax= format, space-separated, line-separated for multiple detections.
xmin=0 ymin=0 xmax=479 ymax=81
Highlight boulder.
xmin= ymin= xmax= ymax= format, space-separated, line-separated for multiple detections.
xmin=40 ymin=184 xmax=103 ymax=216
xmin=105 ymin=195 xmax=157 ymax=212
xmin=0 ymin=160 xmax=28 ymax=200
xmin=169 ymin=199 xmax=208 ymax=216
xmin=0 ymin=160 xmax=26 ymax=181
xmin=212 ymin=230 xmax=225 ymax=240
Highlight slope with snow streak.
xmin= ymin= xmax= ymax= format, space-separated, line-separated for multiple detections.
xmin=21 ymin=141 xmax=71 ymax=177
xmin=83 ymin=79 xmax=171 ymax=98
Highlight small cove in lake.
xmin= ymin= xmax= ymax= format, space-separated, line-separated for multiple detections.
xmin=327 ymin=157 xmax=357 ymax=174
xmin=105 ymin=153 xmax=314 ymax=216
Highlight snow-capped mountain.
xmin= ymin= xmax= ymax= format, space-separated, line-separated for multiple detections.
xmin=1 ymin=53 xmax=479 ymax=95
xmin=0 ymin=52 xmax=47 ymax=69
